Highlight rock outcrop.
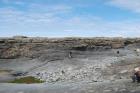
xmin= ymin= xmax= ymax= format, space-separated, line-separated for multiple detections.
xmin=0 ymin=36 xmax=140 ymax=59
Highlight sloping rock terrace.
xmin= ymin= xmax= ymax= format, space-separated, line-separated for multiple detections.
xmin=0 ymin=36 xmax=140 ymax=59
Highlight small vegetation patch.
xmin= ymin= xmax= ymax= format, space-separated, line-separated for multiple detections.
xmin=9 ymin=76 xmax=44 ymax=84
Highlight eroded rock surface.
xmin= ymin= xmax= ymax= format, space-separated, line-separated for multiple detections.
xmin=0 ymin=37 xmax=140 ymax=93
xmin=1 ymin=37 xmax=139 ymax=59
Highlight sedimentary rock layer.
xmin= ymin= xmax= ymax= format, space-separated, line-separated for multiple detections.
xmin=0 ymin=36 xmax=140 ymax=59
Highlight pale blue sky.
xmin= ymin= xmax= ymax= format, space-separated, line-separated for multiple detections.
xmin=0 ymin=0 xmax=140 ymax=37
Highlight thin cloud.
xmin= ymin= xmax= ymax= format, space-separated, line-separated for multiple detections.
xmin=0 ymin=7 xmax=140 ymax=37
xmin=0 ymin=0 xmax=140 ymax=37
xmin=108 ymin=0 xmax=140 ymax=13
xmin=28 ymin=4 xmax=73 ymax=14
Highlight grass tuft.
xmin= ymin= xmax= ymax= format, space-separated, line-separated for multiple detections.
xmin=9 ymin=76 xmax=44 ymax=84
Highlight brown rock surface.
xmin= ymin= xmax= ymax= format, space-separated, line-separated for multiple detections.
xmin=0 ymin=37 xmax=140 ymax=59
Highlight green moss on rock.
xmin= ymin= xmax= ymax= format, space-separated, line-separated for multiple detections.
xmin=10 ymin=76 xmax=44 ymax=84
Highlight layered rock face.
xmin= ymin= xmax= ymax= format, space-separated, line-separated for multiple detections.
xmin=0 ymin=36 xmax=140 ymax=59
xmin=1 ymin=37 xmax=140 ymax=93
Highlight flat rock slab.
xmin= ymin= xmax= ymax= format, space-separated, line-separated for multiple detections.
xmin=0 ymin=80 xmax=140 ymax=93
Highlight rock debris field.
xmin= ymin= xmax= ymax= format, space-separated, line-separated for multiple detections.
xmin=0 ymin=37 xmax=140 ymax=93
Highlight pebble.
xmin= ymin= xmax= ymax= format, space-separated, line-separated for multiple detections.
xmin=88 ymin=90 xmax=95 ymax=93
xmin=130 ymin=90 xmax=136 ymax=93
xmin=119 ymin=88 xmax=127 ymax=92
xmin=104 ymin=89 xmax=112 ymax=93
xmin=17 ymin=91 xmax=24 ymax=93
xmin=119 ymin=70 xmax=128 ymax=74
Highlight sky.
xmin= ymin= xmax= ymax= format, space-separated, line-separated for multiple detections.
xmin=0 ymin=0 xmax=140 ymax=37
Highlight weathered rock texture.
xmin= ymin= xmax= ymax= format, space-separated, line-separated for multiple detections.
xmin=0 ymin=36 xmax=140 ymax=59
xmin=1 ymin=36 xmax=140 ymax=93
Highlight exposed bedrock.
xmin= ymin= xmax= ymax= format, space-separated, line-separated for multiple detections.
xmin=0 ymin=37 xmax=140 ymax=59
xmin=1 ymin=37 xmax=140 ymax=93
